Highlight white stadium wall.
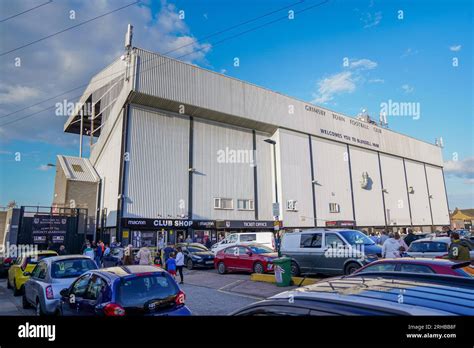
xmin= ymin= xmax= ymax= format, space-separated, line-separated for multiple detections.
xmin=379 ymin=154 xmax=411 ymax=226
xmin=123 ymin=106 xmax=190 ymax=219
xmin=276 ymin=129 xmax=314 ymax=228
xmin=404 ymin=160 xmax=432 ymax=226
xmin=349 ymin=146 xmax=385 ymax=227
xmin=255 ymin=131 xmax=275 ymax=221
xmin=425 ymin=165 xmax=450 ymax=225
xmin=311 ymin=137 xmax=354 ymax=227
xmin=192 ymin=118 xmax=255 ymax=220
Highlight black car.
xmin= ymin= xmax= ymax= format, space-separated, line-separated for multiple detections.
xmin=232 ymin=272 xmax=474 ymax=316
xmin=59 ymin=265 xmax=191 ymax=316
xmin=176 ymin=243 xmax=214 ymax=270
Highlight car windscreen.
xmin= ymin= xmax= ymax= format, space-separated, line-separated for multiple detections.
xmin=116 ymin=273 xmax=179 ymax=308
xmin=249 ymin=245 xmax=273 ymax=254
xmin=240 ymin=234 xmax=257 ymax=242
xmin=26 ymin=254 xmax=56 ymax=265
xmin=188 ymin=246 xmax=209 ymax=253
xmin=408 ymin=241 xmax=448 ymax=253
xmin=339 ymin=231 xmax=375 ymax=246
xmin=51 ymin=258 xmax=97 ymax=278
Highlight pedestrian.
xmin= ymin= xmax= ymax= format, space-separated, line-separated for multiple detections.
xmin=58 ymin=245 xmax=67 ymax=255
xmin=205 ymin=236 xmax=212 ymax=249
xmin=447 ymin=231 xmax=471 ymax=261
xmin=166 ymin=252 xmax=177 ymax=279
xmin=403 ymin=229 xmax=416 ymax=247
xmin=369 ymin=232 xmax=379 ymax=244
xmin=176 ymin=247 xmax=185 ymax=284
xmin=382 ymin=232 xmax=408 ymax=258
xmin=123 ymin=244 xmax=134 ymax=265
xmin=163 ymin=243 xmax=175 ymax=265
xmin=379 ymin=230 xmax=389 ymax=245
xmin=442 ymin=225 xmax=454 ymax=237
xmin=83 ymin=242 xmax=95 ymax=260
xmin=94 ymin=241 xmax=103 ymax=268
xmin=185 ymin=235 xmax=192 ymax=244
xmin=136 ymin=246 xmax=152 ymax=265
xmin=104 ymin=243 xmax=111 ymax=257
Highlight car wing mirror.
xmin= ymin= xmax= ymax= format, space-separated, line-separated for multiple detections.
xmin=23 ymin=271 xmax=31 ymax=277
xmin=59 ymin=288 xmax=69 ymax=297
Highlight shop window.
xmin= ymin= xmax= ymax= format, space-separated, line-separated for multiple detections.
xmin=214 ymin=198 xmax=233 ymax=210
xmin=237 ymin=199 xmax=254 ymax=210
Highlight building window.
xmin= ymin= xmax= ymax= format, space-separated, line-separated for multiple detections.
xmin=286 ymin=200 xmax=298 ymax=211
xmin=71 ymin=164 xmax=84 ymax=172
xmin=214 ymin=198 xmax=233 ymax=210
xmin=329 ymin=203 xmax=340 ymax=213
xmin=237 ymin=199 xmax=254 ymax=211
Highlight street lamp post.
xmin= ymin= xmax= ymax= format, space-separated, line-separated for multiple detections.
xmin=264 ymin=139 xmax=281 ymax=257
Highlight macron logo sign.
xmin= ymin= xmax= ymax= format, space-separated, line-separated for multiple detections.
xmin=18 ymin=322 xmax=55 ymax=342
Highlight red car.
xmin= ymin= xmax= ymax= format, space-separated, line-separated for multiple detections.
xmin=214 ymin=243 xmax=277 ymax=274
xmin=354 ymin=258 xmax=473 ymax=278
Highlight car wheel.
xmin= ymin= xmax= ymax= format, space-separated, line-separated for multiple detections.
xmin=13 ymin=281 xmax=21 ymax=296
xmin=253 ymin=262 xmax=264 ymax=274
xmin=186 ymin=259 xmax=194 ymax=270
xmin=217 ymin=262 xmax=226 ymax=274
xmin=22 ymin=293 xmax=31 ymax=309
xmin=35 ymin=298 xmax=44 ymax=316
xmin=344 ymin=262 xmax=361 ymax=275
xmin=290 ymin=261 xmax=300 ymax=277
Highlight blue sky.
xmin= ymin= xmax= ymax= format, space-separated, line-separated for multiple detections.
xmin=0 ymin=0 xmax=473 ymax=208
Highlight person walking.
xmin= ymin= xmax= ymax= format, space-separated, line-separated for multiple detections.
xmin=379 ymin=230 xmax=389 ymax=245
xmin=166 ymin=252 xmax=177 ymax=279
xmin=369 ymin=232 xmax=379 ymax=244
xmin=185 ymin=235 xmax=193 ymax=244
xmin=94 ymin=241 xmax=103 ymax=268
xmin=163 ymin=243 xmax=175 ymax=266
xmin=83 ymin=243 xmax=95 ymax=260
xmin=123 ymin=244 xmax=134 ymax=265
xmin=403 ymin=229 xmax=416 ymax=247
xmin=447 ymin=232 xmax=471 ymax=261
xmin=175 ymin=247 xmax=185 ymax=284
xmin=382 ymin=232 xmax=408 ymax=258
xmin=136 ymin=246 xmax=152 ymax=265
xmin=58 ymin=245 xmax=67 ymax=255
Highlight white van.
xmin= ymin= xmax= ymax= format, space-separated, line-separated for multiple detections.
xmin=211 ymin=232 xmax=275 ymax=254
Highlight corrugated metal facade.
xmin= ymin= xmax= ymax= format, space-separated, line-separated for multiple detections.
xmin=405 ymin=160 xmax=433 ymax=226
xmin=425 ymin=165 xmax=450 ymax=225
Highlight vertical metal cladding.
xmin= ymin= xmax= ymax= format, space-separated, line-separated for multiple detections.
xmin=255 ymin=132 xmax=274 ymax=220
xmin=94 ymin=110 xmax=124 ymax=227
xmin=404 ymin=160 xmax=433 ymax=226
xmin=348 ymin=146 xmax=385 ymax=227
xmin=425 ymin=164 xmax=450 ymax=225
xmin=311 ymin=137 xmax=354 ymax=227
xmin=192 ymin=118 xmax=255 ymax=220
xmin=378 ymin=154 xmax=411 ymax=226
xmin=276 ymin=129 xmax=314 ymax=228
xmin=123 ymin=106 xmax=190 ymax=219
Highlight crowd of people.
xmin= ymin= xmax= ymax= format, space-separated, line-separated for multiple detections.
xmin=366 ymin=226 xmax=472 ymax=261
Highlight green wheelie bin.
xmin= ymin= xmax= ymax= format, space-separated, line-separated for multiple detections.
xmin=273 ymin=256 xmax=292 ymax=287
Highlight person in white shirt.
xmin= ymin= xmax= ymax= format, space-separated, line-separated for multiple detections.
xmin=136 ymin=246 xmax=152 ymax=265
xmin=175 ymin=247 xmax=185 ymax=284
xmin=382 ymin=232 xmax=409 ymax=258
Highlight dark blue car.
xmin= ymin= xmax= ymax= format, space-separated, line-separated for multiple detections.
xmin=59 ymin=265 xmax=191 ymax=316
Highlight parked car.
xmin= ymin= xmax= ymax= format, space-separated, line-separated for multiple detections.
xmin=0 ymin=253 xmax=15 ymax=277
xmin=280 ymin=229 xmax=381 ymax=276
xmin=22 ymin=255 xmax=98 ymax=315
xmin=231 ymin=273 xmax=474 ymax=315
xmin=407 ymin=236 xmax=474 ymax=259
xmin=354 ymin=258 xmax=473 ymax=278
xmin=214 ymin=243 xmax=277 ymax=274
xmin=7 ymin=250 xmax=58 ymax=296
xmin=102 ymin=246 xmax=124 ymax=267
xmin=211 ymin=232 xmax=275 ymax=254
xmin=58 ymin=265 xmax=191 ymax=316
xmin=176 ymin=243 xmax=214 ymax=270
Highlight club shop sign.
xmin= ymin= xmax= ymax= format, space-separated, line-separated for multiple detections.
xmin=122 ymin=218 xmax=215 ymax=229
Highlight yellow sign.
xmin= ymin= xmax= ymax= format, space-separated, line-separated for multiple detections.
xmin=122 ymin=230 xmax=129 ymax=238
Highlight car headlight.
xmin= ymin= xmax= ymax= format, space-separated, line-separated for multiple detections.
xmin=192 ymin=255 xmax=202 ymax=260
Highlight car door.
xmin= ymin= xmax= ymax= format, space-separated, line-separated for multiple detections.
xmin=81 ymin=275 xmax=109 ymax=316
xmin=320 ymin=233 xmax=347 ymax=273
xmin=61 ymin=274 xmax=91 ymax=316
xmin=223 ymin=247 xmax=238 ymax=270
xmin=25 ymin=263 xmax=42 ymax=304
xmin=236 ymin=246 xmax=253 ymax=271
xmin=299 ymin=233 xmax=324 ymax=273
xmin=29 ymin=262 xmax=48 ymax=305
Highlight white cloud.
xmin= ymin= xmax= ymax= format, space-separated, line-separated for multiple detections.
xmin=312 ymin=71 xmax=356 ymax=104
xmin=349 ymin=58 xmax=377 ymax=70
xmin=444 ymin=157 xmax=474 ymax=184
xmin=449 ymin=45 xmax=462 ymax=52
xmin=0 ymin=84 xmax=41 ymax=104
xmin=401 ymin=84 xmax=414 ymax=93
xmin=368 ymin=78 xmax=384 ymax=83
xmin=37 ymin=164 xmax=51 ymax=171
xmin=360 ymin=11 xmax=382 ymax=28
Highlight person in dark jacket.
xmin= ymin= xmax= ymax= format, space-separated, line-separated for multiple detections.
xmin=403 ymin=229 xmax=417 ymax=247
xmin=447 ymin=232 xmax=471 ymax=261
xmin=442 ymin=226 xmax=453 ymax=237
xmin=58 ymin=245 xmax=67 ymax=255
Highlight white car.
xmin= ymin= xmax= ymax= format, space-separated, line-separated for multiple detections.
xmin=406 ymin=236 xmax=474 ymax=259
xmin=211 ymin=232 xmax=275 ymax=254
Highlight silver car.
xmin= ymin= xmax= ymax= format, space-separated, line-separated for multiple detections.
xmin=22 ymin=255 xmax=97 ymax=315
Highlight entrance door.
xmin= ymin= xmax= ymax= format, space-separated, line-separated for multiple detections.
xmin=176 ymin=230 xmax=186 ymax=244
